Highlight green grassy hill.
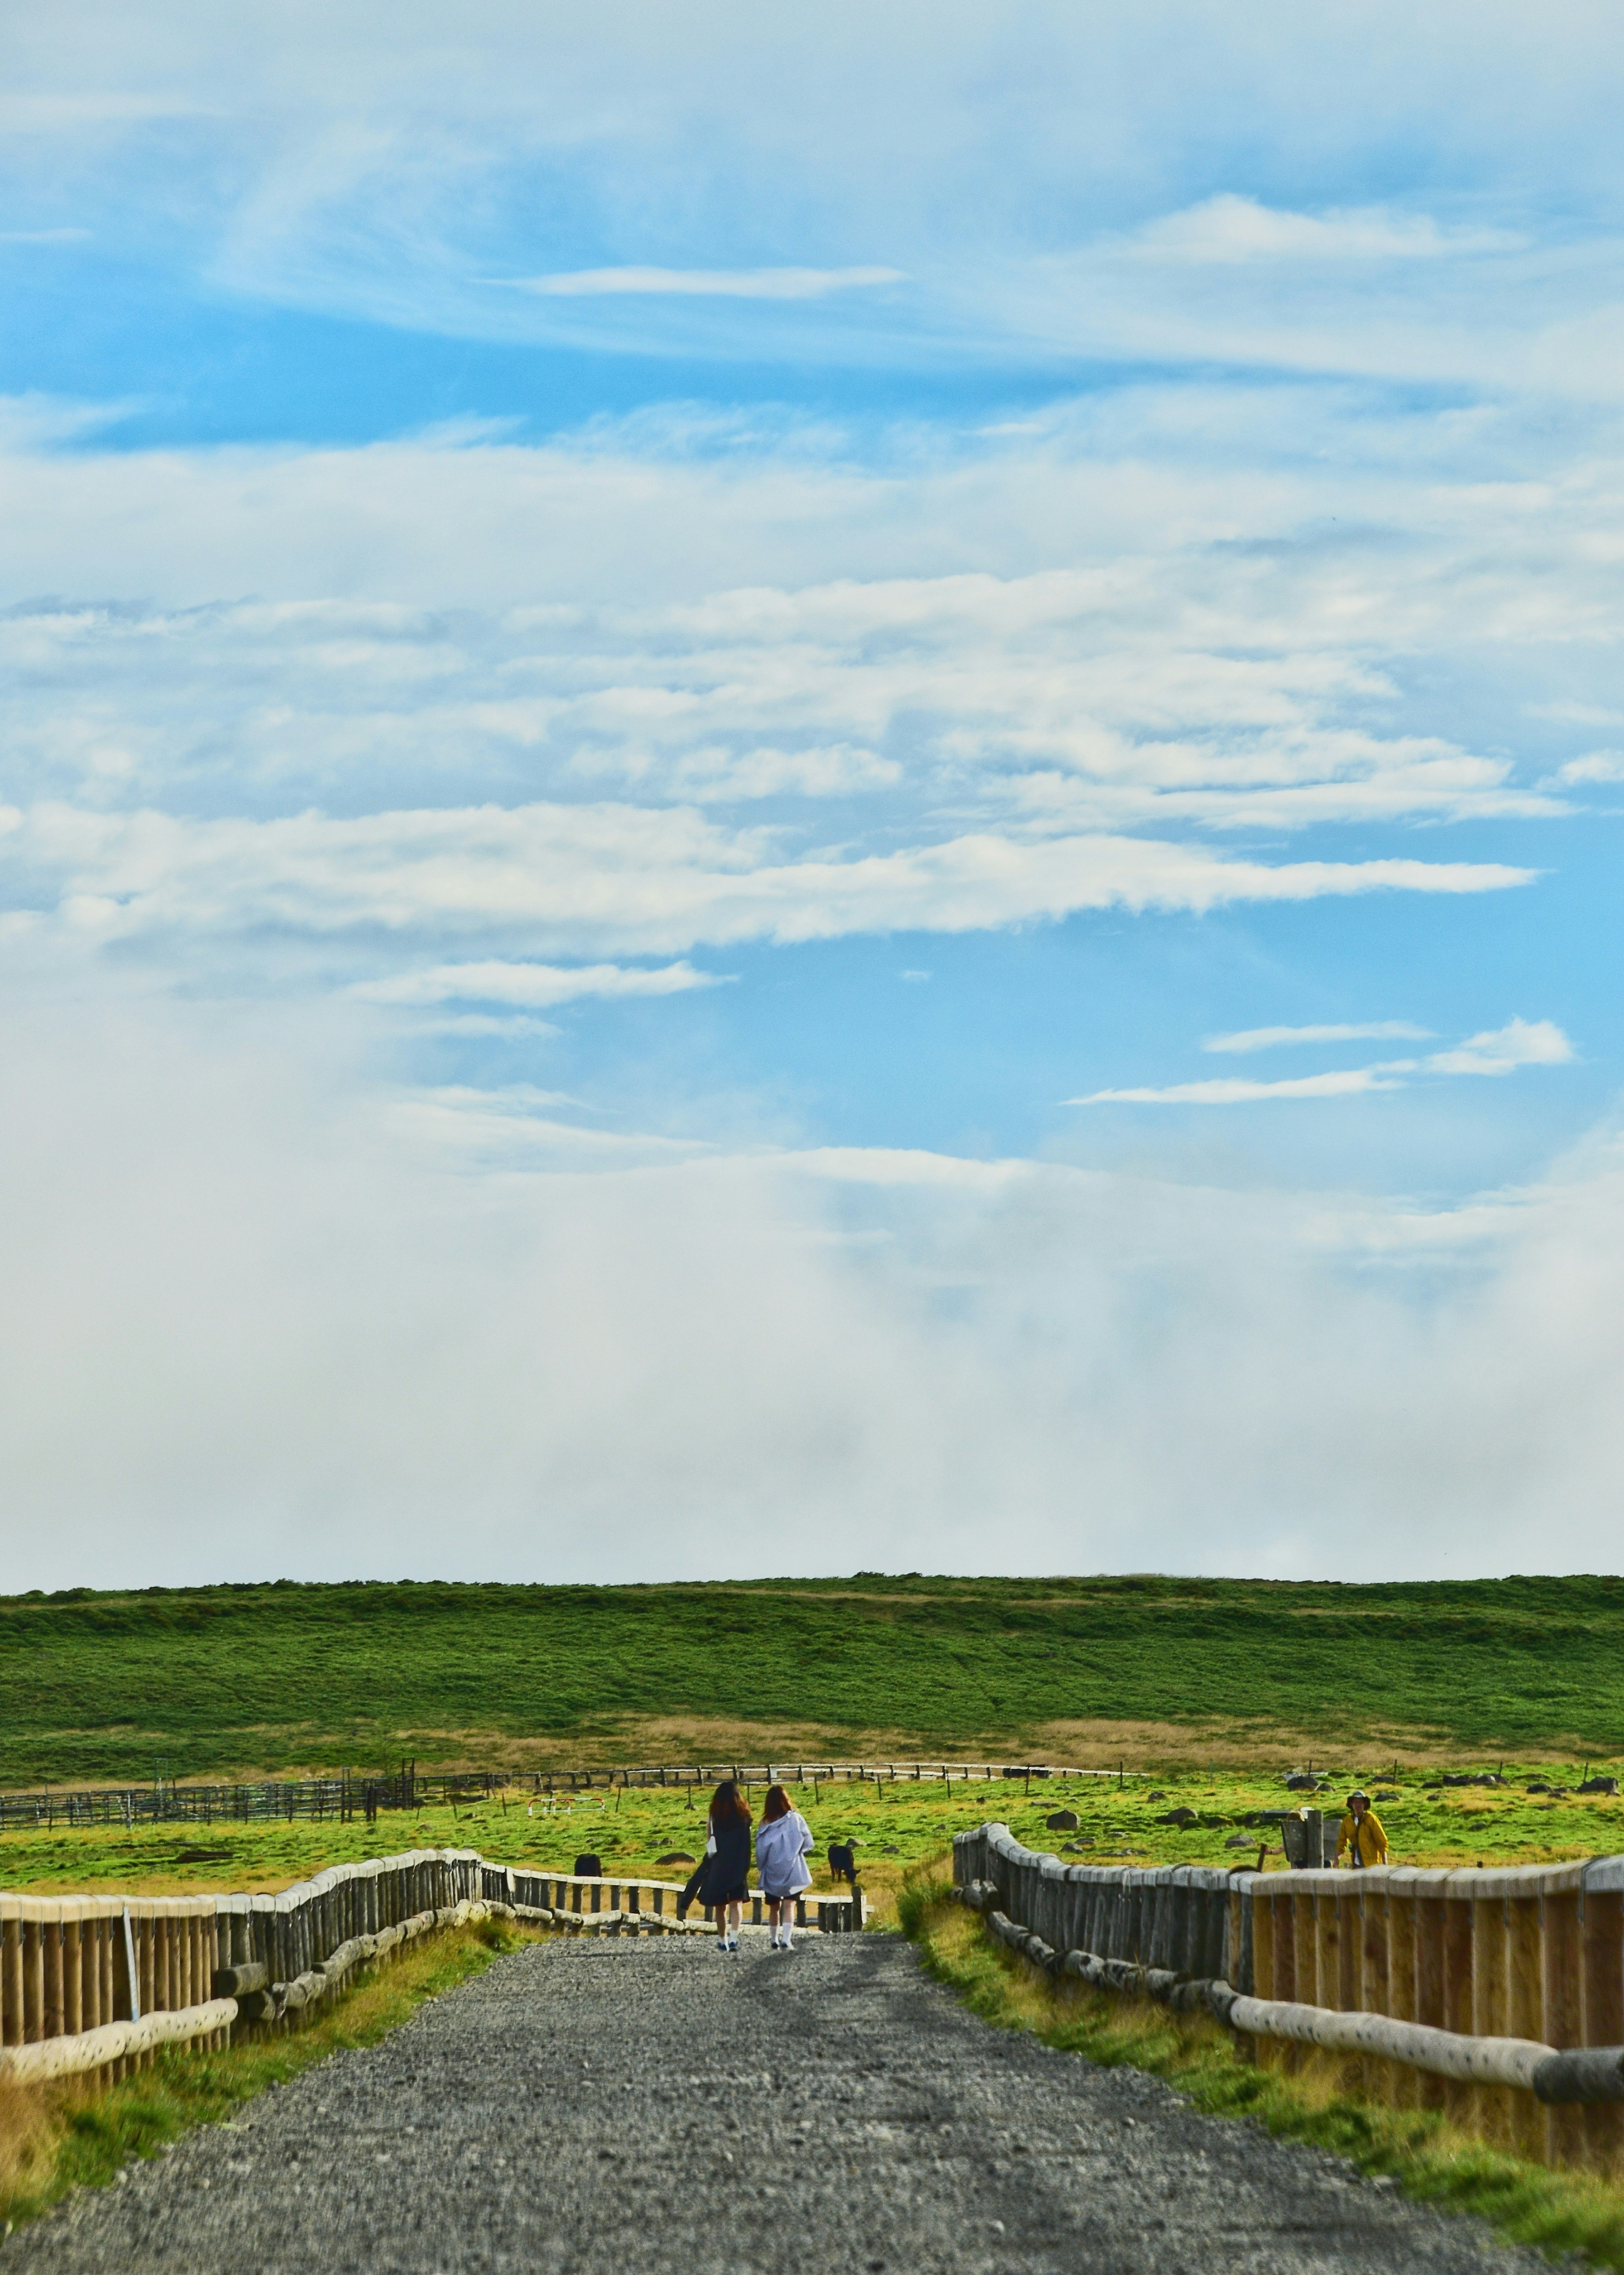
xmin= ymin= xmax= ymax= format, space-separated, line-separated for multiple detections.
xmin=3 ymin=1572 xmax=1623 ymax=1788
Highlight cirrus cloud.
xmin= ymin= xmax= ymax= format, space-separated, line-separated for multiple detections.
xmin=502 ymin=265 xmax=905 ymax=299
xmin=1075 ymin=1019 xmax=1575 ymax=1106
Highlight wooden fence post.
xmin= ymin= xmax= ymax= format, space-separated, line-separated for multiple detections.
xmin=1542 ymin=1885 xmax=1585 ymax=2168
xmin=1470 ymin=1881 xmax=1512 ymax=2149
xmin=1581 ymin=1881 xmax=1624 ymax=2174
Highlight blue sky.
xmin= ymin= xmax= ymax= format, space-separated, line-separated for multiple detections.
xmin=3 ymin=1 xmax=1624 ymax=1588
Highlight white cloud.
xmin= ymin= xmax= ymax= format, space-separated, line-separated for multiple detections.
xmin=504 ymin=266 xmax=904 ymax=299
xmin=0 ymin=799 xmax=1530 ymax=956
xmin=1125 ymin=194 xmax=1520 ymax=266
xmin=352 ymin=958 xmax=724 ymax=1008
xmin=1076 ymin=1068 xmax=1403 ymax=1106
xmin=3 ymin=988 xmax=1624 ymax=1589
xmin=1079 ymin=1018 xmax=1575 ymax=1104
xmin=1556 ymin=750 xmax=1624 ymax=784
xmin=1203 ymin=1021 xmax=1434 ymax=1053
xmin=1426 ymin=1017 xmax=1575 ymax=1077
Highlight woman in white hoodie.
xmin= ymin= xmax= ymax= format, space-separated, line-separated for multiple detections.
xmin=755 ymin=1783 xmax=816 ymax=1949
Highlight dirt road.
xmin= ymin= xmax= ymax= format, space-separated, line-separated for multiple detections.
xmin=3 ymin=1931 xmax=1550 ymax=2274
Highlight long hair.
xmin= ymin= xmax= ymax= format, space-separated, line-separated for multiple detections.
xmin=709 ymin=1778 xmax=752 ymax=1825
xmin=763 ymin=1783 xmax=793 ymax=1822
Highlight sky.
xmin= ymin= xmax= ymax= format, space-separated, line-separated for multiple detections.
xmin=3 ymin=0 xmax=1624 ymax=1588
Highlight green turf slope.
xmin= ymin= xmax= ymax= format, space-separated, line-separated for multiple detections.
xmin=2 ymin=1573 xmax=1621 ymax=1787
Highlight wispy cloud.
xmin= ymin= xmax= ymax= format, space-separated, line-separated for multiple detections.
xmin=1078 ymin=1068 xmax=1401 ymax=1105
xmin=0 ymin=801 xmax=1532 ymax=957
xmin=1555 ymin=750 xmax=1624 ymax=784
xmin=352 ymin=959 xmax=725 ymax=1008
xmin=502 ymin=266 xmax=905 ymax=301
xmin=1427 ymin=1018 xmax=1573 ymax=1076
xmin=1204 ymin=1021 xmax=1434 ymax=1053
xmin=1075 ymin=1019 xmax=1574 ymax=1105
xmin=1125 ymin=194 xmax=1520 ymax=266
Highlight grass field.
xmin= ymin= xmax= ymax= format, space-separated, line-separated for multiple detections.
xmin=4 ymin=1763 xmax=1623 ymax=1909
xmin=5 ymin=1572 xmax=1624 ymax=1791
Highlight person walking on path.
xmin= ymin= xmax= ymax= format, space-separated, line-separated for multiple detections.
xmin=756 ymin=1782 xmax=816 ymax=1949
xmin=705 ymin=1779 xmax=753 ymax=1952
xmin=1336 ymin=1789 xmax=1389 ymax=1868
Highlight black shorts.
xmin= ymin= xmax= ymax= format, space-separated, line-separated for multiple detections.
xmin=709 ymin=1876 xmax=749 ymax=1905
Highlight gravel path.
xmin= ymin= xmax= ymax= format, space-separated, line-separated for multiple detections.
xmin=3 ymin=1931 xmax=1555 ymax=2275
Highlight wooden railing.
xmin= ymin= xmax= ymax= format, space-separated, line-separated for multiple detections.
xmin=0 ymin=1893 xmax=231 ymax=2084
xmin=953 ymin=1823 xmax=1624 ymax=2172
xmin=0 ymin=1847 xmax=864 ymax=2088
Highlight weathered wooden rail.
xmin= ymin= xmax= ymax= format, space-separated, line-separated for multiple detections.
xmin=954 ymin=1822 xmax=1624 ymax=2172
xmin=0 ymin=1848 xmax=864 ymax=2089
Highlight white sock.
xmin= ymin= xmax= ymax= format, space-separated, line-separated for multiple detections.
xmin=781 ymin=1923 xmax=793 ymax=1947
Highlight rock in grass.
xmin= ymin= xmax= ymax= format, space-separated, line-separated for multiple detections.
xmin=1045 ymin=1810 xmax=1080 ymax=1831
xmin=1579 ymin=1776 xmax=1621 ymax=1795
xmin=656 ymin=1851 xmax=696 ymax=1865
xmin=1155 ymin=1807 xmax=1199 ymax=1827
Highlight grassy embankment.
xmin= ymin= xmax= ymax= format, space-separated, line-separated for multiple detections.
xmin=902 ymin=1874 xmax=1624 ymax=2270
xmin=6 ymin=1763 xmax=1624 ymax=1916
xmin=5 ymin=1573 xmax=1624 ymax=1792
xmin=0 ymin=1918 xmax=533 ymax=2237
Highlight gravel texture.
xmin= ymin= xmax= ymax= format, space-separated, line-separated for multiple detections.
xmin=2 ymin=1930 xmax=1555 ymax=2275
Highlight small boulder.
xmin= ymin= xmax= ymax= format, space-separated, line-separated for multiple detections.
xmin=1579 ymin=1777 xmax=1620 ymax=1795
xmin=1374 ymin=1790 xmax=1400 ymax=1803
xmin=656 ymin=1851 xmax=696 ymax=1866
xmin=1224 ymin=1833 xmax=1256 ymax=1850
xmin=1527 ymin=1781 xmax=1553 ymax=1795
xmin=1060 ymin=1841 xmax=1094 ymax=1854
xmin=1155 ymin=1806 xmax=1199 ymax=1827
xmin=573 ymin=1853 xmax=603 ymax=1878
xmin=1146 ymin=1790 xmax=1168 ymax=1801
xmin=1284 ymin=1774 xmax=1320 ymax=1792
xmin=1045 ymin=1809 xmax=1081 ymax=1831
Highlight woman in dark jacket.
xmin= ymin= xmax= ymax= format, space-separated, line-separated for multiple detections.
xmin=706 ymin=1779 xmax=753 ymax=1953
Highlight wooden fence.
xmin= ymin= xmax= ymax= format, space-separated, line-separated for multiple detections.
xmin=0 ymin=1847 xmax=864 ymax=2089
xmin=954 ymin=1823 xmax=1624 ymax=2172
xmin=0 ymin=1759 xmax=1104 ymax=1830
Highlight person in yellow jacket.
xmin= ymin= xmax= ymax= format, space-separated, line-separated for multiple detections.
xmin=1336 ymin=1790 xmax=1388 ymax=1868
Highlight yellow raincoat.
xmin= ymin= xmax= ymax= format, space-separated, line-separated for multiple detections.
xmin=1336 ymin=1808 xmax=1388 ymax=1867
